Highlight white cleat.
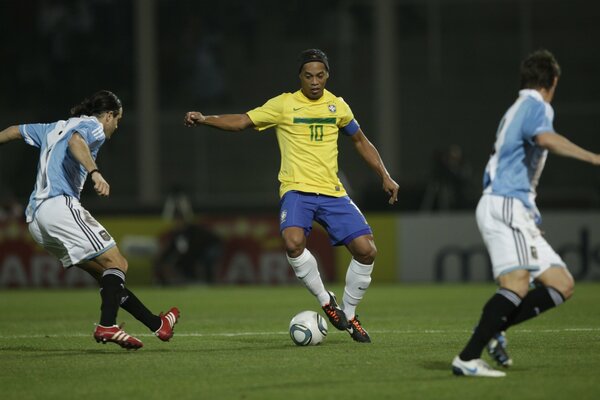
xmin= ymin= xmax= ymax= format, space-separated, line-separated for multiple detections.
xmin=452 ymin=356 xmax=506 ymax=377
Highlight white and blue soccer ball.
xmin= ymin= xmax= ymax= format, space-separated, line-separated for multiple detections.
xmin=289 ymin=310 xmax=328 ymax=346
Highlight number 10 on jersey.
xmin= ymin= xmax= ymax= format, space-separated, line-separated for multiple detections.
xmin=309 ymin=125 xmax=324 ymax=141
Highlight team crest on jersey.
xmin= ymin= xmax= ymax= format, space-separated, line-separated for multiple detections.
xmin=99 ymin=230 xmax=112 ymax=242
xmin=328 ymin=104 xmax=336 ymax=113
xmin=280 ymin=210 xmax=287 ymax=224
xmin=530 ymin=246 xmax=538 ymax=259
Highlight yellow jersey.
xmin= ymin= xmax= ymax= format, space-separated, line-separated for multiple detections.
xmin=246 ymin=89 xmax=357 ymax=198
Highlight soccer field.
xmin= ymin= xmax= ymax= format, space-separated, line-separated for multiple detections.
xmin=1 ymin=284 xmax=599 ymax=399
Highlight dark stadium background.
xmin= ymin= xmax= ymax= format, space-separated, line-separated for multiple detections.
xmin=2 ymin=0 xmax=598 ymax=214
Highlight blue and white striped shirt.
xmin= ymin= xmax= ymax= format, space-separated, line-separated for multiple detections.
xmin=482 ymin=89 xmax=555 ymax=224
xmin=19 ymin=116 xmax=106 ymax=222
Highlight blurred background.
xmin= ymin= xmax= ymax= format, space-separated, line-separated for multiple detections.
xmin=1 ymin=0 xmax=600 ymax=287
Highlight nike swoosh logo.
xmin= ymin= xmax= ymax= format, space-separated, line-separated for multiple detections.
xmin=358 ymin=287 xmax=367 ymax=291
xmin=293 ymin=107 xmax=307 ymax=111
xmin=466 ymin=367 xmax=477 ymax=374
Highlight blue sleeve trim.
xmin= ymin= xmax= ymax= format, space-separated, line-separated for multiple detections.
xmin=340 ymin=119 xmax=360 ymax=136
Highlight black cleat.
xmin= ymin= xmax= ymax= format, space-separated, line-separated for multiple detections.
xmin=347 ymin=315 xmax=371 ymax=343
xmin=487 ymin=331 xmax=512 ymax=367
xmin=321 ymin=291 xmax=349 ymax=330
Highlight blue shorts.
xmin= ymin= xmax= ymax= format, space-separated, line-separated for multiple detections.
xmin=279 ymin=191 xmax=372 ymax=246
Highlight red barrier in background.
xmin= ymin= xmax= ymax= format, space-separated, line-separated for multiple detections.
xmin=0 ymin=219 xmax=96 ymax=288
xmin=155 ymin=216 xmax=335 ymax=285
xmin=209 ymin=216 xmax=334 ymax=284
xmin=1 ymin=215 xmax=335 ymax=287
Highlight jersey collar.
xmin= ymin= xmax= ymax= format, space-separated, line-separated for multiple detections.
xmin=295 ymin=89 xmax=331 ymax=103
xmin=519 ymin=89 xmax=545 ymax=103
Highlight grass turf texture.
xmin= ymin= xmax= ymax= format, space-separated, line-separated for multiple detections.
xmin=1 ymin=284 xmax=599 ymax=399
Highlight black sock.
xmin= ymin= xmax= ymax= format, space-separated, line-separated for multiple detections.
xmin=99 ymin=269 xmax=126 ymax=326
xmin=459 ymin=288 xmax=522 ymax=361
xmin=500 ymin=286 xmax=565 ymax=330
xmin=120 ymin=288 xmax=161 ymax=331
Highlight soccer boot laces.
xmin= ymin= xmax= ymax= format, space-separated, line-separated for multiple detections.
xmin=347 ymin=315 xmax=371 ymax=343
xmin=321 ymin=291 xmax=349 ymax=330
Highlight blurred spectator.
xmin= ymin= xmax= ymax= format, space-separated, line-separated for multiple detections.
xmin=421 ymin=144 xmax=472 ymax=211
xmin=0 ymin=194 xmax=24 ymax=223
xmin=162 ymin=185 xmax=194 ymax=222
xmin=156 ymin=187 xmax=222 ymax=285
xmin=154 ymin=212 xmax=222 ymax=285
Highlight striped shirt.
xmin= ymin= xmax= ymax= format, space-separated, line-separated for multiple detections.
xmin=482 ymin=89 xmax=555 ymax=223
xmin=19 ymin=116 xmax=105 ymax=222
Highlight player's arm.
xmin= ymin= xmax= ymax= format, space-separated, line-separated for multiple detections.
xmin=350 ymin=128 xmax=399 ymax=204
xmin=536 ymin=132 xmax=600 ymax=166
xmin=68 ymin=132 xmax=110 ymax=196
xmin=183 ymin=111 xmax=255 ymax=132
xmin=0 ymin=126 xmax=23 ymax=146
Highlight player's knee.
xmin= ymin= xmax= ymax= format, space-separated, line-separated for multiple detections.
xmin=353 ymin=242 xmax=377 ymax=265
xmin=118 ymin=257 xmax=129 ymax=274
xmin=555 ymin=275 xmax=575 ymax=300
xmin=498 ymin=270 xmax=530 ymax=298
xmin=285 ymin=244 xmax=305 ymax=258
xmin=96 ymin=249 xmax=129 ymax=274
xmin=282 ymin=232 xmax=306 ymax=257
xmin=540 ymin=266 xmax=575 ymax=300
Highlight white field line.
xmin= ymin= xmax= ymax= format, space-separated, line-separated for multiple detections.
xmin=0 ymin=327 xmax=599 ymax=340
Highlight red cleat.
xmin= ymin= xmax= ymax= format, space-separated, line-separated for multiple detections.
xmin=155 ymin=307 xmax=180 ymax=341
xmin=94 ymin=324 xmax=143 ymax=350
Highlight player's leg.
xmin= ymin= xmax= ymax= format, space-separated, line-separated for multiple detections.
xmin=280 ymin=192 xmax=347 ymax=329
xmin=31 ymin=198 xmax=128 ymax=333
xmin=344 ymin=234 xmax=376 ymax=320
xmin=315 ymin=195 xmax=374 ymax=341
xmin=79 ymin=258 xmax=158 ymax=331
xmin=343 ymin=234 xmax=376 ymax=343
xmin=31 ymin=197 xmax=145 ymax=349
xmin=501 ymin=267 xmax=573 ymax=330
xmin=282 ymin=225 xmax=346 ymax=326
xmin=282 ymin=226 xmax=329 ymax=302
xmin=453 ymin=196 xmax=531 ymax=376
xmin=485 ymin=223 xmax=572 ymax=368
xmin=91 ymin=247 xmax=180 ymax=342
xmin=280 ymin=192 xmax=329 ymax=304
xmin=458 ymin=270 xmax=527 ymax=361
xmin=90 ymin=247 xmax=129 ymax=326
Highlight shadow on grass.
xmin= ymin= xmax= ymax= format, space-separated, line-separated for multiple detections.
xmin=422 ymin=360 xmax=452 ymax=371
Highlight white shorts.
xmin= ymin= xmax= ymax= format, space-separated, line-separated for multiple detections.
xmin=476 ymin=194 xmax=566 ymax=280
xmin=28 ymin=195 xmax=116 ymax=268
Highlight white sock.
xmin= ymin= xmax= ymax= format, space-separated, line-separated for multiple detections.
xmin=287 ymin=249 xmax=330 ymax=305
xmin=343 ymin=258 xmax=373 ymax=320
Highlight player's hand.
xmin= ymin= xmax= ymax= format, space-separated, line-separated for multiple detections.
xmin=91 ymin=172 xmax=110 ymax=197
xmin=383 ymin=176 xmax=399 ymax=205
xmin=184 ymin=111 xmax=206 ymax=127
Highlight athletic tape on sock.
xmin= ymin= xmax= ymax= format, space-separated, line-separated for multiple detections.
xmin=102 ymin=268 xmax=126 ymax=283
xmin=547 ymin=286 xmax=565 ymax=306
xmin=497 ymin=288 xmax=522 ymax=307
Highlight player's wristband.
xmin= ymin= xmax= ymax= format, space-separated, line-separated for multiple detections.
xmin=89 ymin=169 xmax=100 ymax=177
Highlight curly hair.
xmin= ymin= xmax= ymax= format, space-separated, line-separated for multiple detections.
xmin=520 ymin=49 xmax=561 ymax=90
xmin=70 ymin=90 xmax=122 ymax=117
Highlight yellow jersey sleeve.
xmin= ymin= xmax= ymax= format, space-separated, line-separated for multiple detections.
xmin=336 ymin=97 xmax=355 ymax=129
xmin=246 ymin=94 xmax=286 ymax=131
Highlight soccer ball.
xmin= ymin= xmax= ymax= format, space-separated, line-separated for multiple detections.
xmin=289 ymin=310 xmax=328 ymax=346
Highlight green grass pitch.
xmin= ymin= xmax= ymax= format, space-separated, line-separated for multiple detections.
xmin=1 ymin=283 xmax=600 ymax=399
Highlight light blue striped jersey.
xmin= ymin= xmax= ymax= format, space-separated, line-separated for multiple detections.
xmin=19 ymin=116 xmax=106 ymax=222
xmin=482 ymin=89 xmax=555 ymax=224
